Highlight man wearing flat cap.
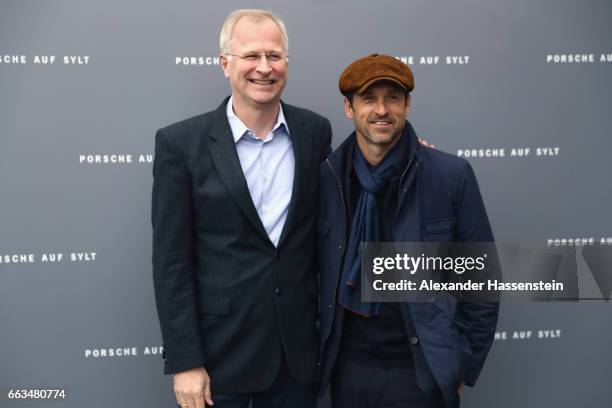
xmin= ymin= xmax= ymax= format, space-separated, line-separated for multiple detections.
xmin=316 ymin=54 xmax=499 ymax=408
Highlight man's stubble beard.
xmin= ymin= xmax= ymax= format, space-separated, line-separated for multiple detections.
xmin=359 ymin=121 xmax=405 ymax=148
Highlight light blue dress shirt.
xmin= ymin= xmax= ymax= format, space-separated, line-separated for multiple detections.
xmin=226 ymin=96 xmax=295 ymax=247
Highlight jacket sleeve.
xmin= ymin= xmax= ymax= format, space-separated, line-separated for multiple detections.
xmin=151 ymin=128 xmax=205 ymax=374
xmin=453 ymin=160 xmax=500 ymax=387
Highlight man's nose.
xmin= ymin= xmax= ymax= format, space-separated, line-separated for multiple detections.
xmin=374 ymin=100 xmax=389 ymax=116
xmin=256 ymin=54 xmax=272 ymax=74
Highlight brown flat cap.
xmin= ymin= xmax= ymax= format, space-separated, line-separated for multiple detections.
xmin=339 ymin=53 xmax=414 ymax=95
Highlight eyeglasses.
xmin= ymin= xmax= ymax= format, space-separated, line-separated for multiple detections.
xmin=225 ymin=51 xmax=289 ymax=64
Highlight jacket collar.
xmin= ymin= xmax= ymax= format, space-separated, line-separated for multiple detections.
xmin=204 ymin=96 xmax=310 ymax=248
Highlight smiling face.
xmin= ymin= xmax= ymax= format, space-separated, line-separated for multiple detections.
xmin=344 ymin=80 xmax=411 ymax=150
xmin=221 ymin=17 xmax=287 ymax=111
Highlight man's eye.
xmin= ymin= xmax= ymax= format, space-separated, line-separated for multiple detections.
xmin=244 ymin=53 xmax=260 ymax=61
xmin=267 ymin=53 xmax=282 ymax=61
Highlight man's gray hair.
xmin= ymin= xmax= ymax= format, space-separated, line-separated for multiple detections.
xmin=219 ymin=9 xmax=289 ymax=55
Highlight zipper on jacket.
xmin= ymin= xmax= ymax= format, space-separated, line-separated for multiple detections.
xmin=397 ymin=155 xmax=419 ymax=203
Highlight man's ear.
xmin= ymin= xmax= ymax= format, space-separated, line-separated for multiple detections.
xmin=405 ymin=94 xmax=413 ymax=117
xmin=220 ymin=53 xmax=230 ymax=79
xmin=343 ymin=96 xmax=354 ymax=119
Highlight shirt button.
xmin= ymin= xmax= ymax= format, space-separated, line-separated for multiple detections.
xmin=338 ymin=244 xmax=343 ymax=249
xmin=328 ymin=304 xmax=333 ymax=309
xmin=410 ymin=336 xmax=419 ymax=345
xmin=275 ymin=288 xmax=281 ymax=296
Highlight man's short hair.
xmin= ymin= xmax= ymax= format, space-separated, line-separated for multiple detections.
xmin=219 ymin=9 xmax=289 ymax=55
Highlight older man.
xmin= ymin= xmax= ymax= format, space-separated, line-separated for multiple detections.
xmin=152 ymin=9 xmax=331 ymax=408
xmin=317 ymin=54 xmax=499 ymax=408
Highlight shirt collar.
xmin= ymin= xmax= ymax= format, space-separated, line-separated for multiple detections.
xmin=226 ymin=95 xmax=290 ymax=143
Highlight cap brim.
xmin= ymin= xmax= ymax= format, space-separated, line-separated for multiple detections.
xmin=356 ymin=77 xmax=407 ymax=94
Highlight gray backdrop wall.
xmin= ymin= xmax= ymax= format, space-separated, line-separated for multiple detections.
xmin=1 ymin=0 xmax=611 ymax=407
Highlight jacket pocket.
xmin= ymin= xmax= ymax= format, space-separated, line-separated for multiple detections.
xmin=198 ymin=294 xmax=232 ymax=316
xmin=450 ymin=320 xmax=473 ymax=355
xmin=422 ymin=217 xmax=456 ymax=241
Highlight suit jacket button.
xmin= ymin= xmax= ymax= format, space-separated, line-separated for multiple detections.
xmin=410 ymin=336 xmax=419 ymax=345
xmin=275 ymin=288 xmax=281 ymax=296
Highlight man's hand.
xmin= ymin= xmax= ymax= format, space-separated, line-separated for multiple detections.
xmin=173 ymin=366 xmax=213 ymax=408
xmin=458 ymin=382 xmax=465 ymax=395
xmin=418 ymin=138 xmax=436 ymax=149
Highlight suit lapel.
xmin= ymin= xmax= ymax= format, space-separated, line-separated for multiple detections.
xmin=278 ymin=103 xmax=312 ymax=247
xmin=205 ymin=98 xmax=270 ymax=242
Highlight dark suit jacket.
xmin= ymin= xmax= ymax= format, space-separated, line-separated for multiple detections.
xmin=152 ymin=97 xmax=332 ymax=393
xmin=317 ymin=122 xmax=499 ymax=407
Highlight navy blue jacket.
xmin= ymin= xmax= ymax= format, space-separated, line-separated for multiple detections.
xmin=317 ymin=122 xmax=499 ymax=407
